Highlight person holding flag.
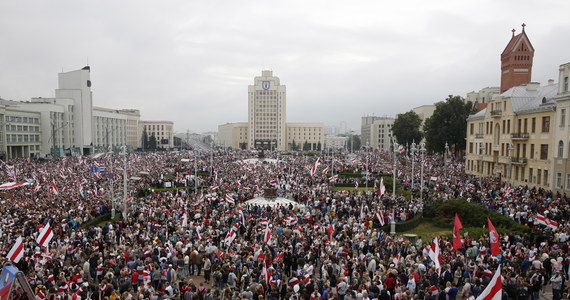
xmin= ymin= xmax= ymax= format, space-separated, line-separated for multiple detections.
xmin=487 ymin=218 xmax=500 ymax=257
xmin=453 ymin=213 xmax=463 ymax=250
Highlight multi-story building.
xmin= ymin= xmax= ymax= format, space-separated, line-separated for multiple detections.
xmin=324 ymin=135 xmax=348 ymax=151
xmin=93 ymin=107 xmax=128 ymax=152
xmin=248 ymin=70 xmax=287 ymax=150
xmin=369 ymin=117 xmax=394 ymax=150
xmin=140 ymin=120 xmax=174 ymax=149
xmin=552 ymin=63 xmax=570 ymax=192
xmin=218 ymin=70 xmax=324 ymax=151
xmin=118 ymin=109 xmax=141 ymax=149
xmin=466 ymin=82 xmax=557 ymax=189
xmin=361 ymin=116 xmax=382 ymax=147
xmin=466 ymin=87 xmax=500 ymax=110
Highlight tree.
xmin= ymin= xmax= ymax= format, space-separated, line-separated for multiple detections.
xmin=303 ymin=141 xmax=310 ymax=151
xmin=141 ymin=129 xmax=149 ymax=151
xmin=392 ymin=111 xmax=423 ymax=147
xmin=149 ymin=134 xmax=158 ymax=150
xmin=423 ymin=95 xmax=472 ymax=154
xmin=317 ymin=141 xmax=322 ymax=151
xmin=346 ymin=134 xmax=361 ymax=152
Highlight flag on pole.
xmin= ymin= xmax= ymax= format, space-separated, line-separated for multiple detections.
xmin=309 ymin=158 xmax=322 ymax=177
xmin=322 ymin=167 xmax=330 ymax=174
xmin=224 ymin=230 xmax=237 ymax=246
xmin=329 ymin=175 xmax=339 ymax=182
xmin=487 ymin=218 xmax=500 ymax=256
xmin=475 ymin=266 xmax=502 ymax=300
xmin=36 ymin=222 xmax=54 ymax=247
xmin=376 ymin=211 xmax=385 ymax=226
xmin=7 ymin=237 xmax=24 ymax=263
xmin=428 ymin=237 xmax=441 ymax=274
xmin=379 ymin=177 xmax=386 ymax=196
xmin=262 ymin=261 xmax=269 ymax=285
xmin=264 ymin=227 xmax=272 ymax=245
xmin=51 ymin=179 xmax=59 ymax=195
xmin=181 ymin=212 xmax=188 ymax=228
xmin=453 ymin=213 xmax=463 ymax=250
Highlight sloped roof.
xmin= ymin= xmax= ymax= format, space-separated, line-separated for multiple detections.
xmin=502 ymin=83 xmax=557 ymax=114
xmin=501 ymin=30 xmax=535 ymax=56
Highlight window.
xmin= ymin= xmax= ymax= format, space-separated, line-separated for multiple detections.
xmin=537 ymin=169 xmax=542 ymax=185
xmin=542 ymin=117 xmax=550 ymax=133
xmin=565 ymin=77 xmax=569 ymax=92
xmin=470 ymin=123 xmax=474 ymax=135
xmin=530 ymin=144 xmax=534 ymax=159
xmin=566 ymin=174 xmax=570 ymax=190
xmin=544 ymin=170 xmax=549 ymax=186
xmin=524 ymin=118 xmax=528 ymax=133
xmin=561 ymin=109 xmax=566 ymax=127
xmin=559 ymin=141 xmax=564 ymax=158
xmin=530 ymin=168 xmax=534 ymax=183
xmin=556 ymin=173 xmax=562 ymax=189
xmin=540 ymin=144 xmax=548 ymax=160
xmin=531 ymin=118 xmax=536 ymax=133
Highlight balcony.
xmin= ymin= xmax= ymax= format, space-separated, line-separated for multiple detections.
xmin=511 ymin=157 xmax=527 ymax=165
xmin=511 ymin=132 xmax=529 ymax=140
xmin=490 ymin=110 xmax=502 ymax=117
xmin=475 ymin=133 xmax=484 ymax=139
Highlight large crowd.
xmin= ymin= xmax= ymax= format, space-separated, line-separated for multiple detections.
xmin=0 ymin=149 xmax=569 ymax=300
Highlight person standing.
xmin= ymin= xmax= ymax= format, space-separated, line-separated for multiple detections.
xmin=550 ymin=270 xmax=564 ymax=300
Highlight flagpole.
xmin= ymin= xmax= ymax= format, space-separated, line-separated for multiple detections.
xmin=391 ymin=136 xmax=397 ymax=235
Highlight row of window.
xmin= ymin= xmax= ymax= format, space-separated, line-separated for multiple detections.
xmin=467 ymin=160 xmax=549 ymax=186
xmin=6 ymin=134 xmax=40 ymax=143
xmin=5 ymin=125 xmax=40 ymax=132
xmin=469 ymin=142 xmax=549 ymax=160
xmin=470 ymin=116 xmax=550 ymax=135
xmin=5 ymin=116 xmax=40 ymax=124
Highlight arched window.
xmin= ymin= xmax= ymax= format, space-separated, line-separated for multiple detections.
xmin=559 ymin=140 xmax=564 ymax=158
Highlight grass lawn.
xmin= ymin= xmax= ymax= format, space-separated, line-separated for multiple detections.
xmin=400 ymin=221 xmax=451 ymax=242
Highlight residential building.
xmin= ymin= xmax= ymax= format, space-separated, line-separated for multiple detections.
xmin=369 ymin=117 xmax=394 ymax=150
xmin=286 ymin=123 xmax=324 ymax=151
xmin=218 ymin=122 xmax=248 ymax=149
xmin=465 ymin=82 xmax=557 ymax=189
xmin=361 ymin=116 xmax=382 ymax=147
xmin=466 ymin=87 xmax=500 ymax=110
xmin=552 ymin=62 xmax=570 ymax=192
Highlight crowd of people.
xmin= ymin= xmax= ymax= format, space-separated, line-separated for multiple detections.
xmin=0 ymin=148 xmax=568 ymax=300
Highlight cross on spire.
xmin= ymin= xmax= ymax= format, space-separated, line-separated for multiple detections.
xmin=512 ymin=28 xmax=516 ymax=37
xmin=521 ymin=23 xmax=526 ymax=32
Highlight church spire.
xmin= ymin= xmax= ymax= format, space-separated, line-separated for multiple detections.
xmin=500 ymin=25 xmax=535 ymax=93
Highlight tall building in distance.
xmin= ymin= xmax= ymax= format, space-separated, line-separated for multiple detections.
xmin=500 ymin=24 xmax=534 ymax=93
xmin=218 ymin=70 xmax=324 ymax=151
xmin=248 ymin=70 xmax=287 ymax=150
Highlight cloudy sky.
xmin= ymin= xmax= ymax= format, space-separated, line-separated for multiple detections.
xmin=1 ymin=1 xmax=569 ymax=134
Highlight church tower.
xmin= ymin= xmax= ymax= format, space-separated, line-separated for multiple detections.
xmin=500 ymin=24 xmax=535 ymax=93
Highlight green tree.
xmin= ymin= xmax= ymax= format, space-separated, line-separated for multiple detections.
xmin=141 ymin=129 xmax=149 ymax=151
xmin=149 ymin=134 xmax=158 ymax=150
xmin=303 ymin=141 xmax=310 ymax=151
xmin=392 ymin=111 xmax=423 ymax=147
xmin=346 ymin=134 xmax=361 ymax=151
xmin=423 ymin=95 xmax=472 ymax=154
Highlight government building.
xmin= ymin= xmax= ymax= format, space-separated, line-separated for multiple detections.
xmin=218 ymin=71 xmax=324 ymax=151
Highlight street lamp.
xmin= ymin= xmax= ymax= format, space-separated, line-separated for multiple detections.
xmin=120 ymin=145 xmax=128 ymax=220
xmin=410 ymin=142 xmax=417 ymax=200
xmin=419 ymin=142 xmax=426 ymax=202
xmin=391 ymin=136 xmax=398 ymax=235
xmin=444 ymin=142 xmax=449 ymax=178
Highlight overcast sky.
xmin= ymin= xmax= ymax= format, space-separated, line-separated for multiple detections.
xmin=1 ymin=1 xmax=569 ymax=134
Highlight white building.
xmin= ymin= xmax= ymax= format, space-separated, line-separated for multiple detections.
xmin=93 ymin=107 xmax=128 ymax=152
xmin=325 ymin=135 xmax=348 ymax=150
xmin=218 ymin=70 xmax=324 ymax=151
xmin=369 ymin=117 xmax=395 ymax=150
xmin=248 ymin=70 xmax=287 ymax=150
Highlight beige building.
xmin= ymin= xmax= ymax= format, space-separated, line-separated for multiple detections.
xmin=218 ymin=70 xmax=324 ymax=151
xmin=552 ymin=62 xmax=570 ymax=192
xmin=466 ymin=87 xmax=500 ymax=109
xmin=465 ymin=82 xmax=557 ymax=189
xmin=411 ymin=105 xmax=436 ymax=124
xmin=325 ymin=135 xmax=348 ymax=150
xmin=92 ymin=107 xmax=128 ymax=152
xmin=369 ymin=117 xmax=394 ymax=150
xmin=140 ymin=120 xmax=174 ymax=149
xmin=118 ymin=109 xmax=141 ymax=149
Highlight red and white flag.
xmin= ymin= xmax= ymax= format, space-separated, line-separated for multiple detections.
xmin=181 ymin=212 xmax=188 ymax=228
xmin=224 ymin=230 xmax=237 ymax=246
xmin=51 ymin=179 xmax=59 ymax=195
xmin=453 ymin=213 xmax=463 ymax=250
xmin=195 ymin=227 xmax=202 ymax=240
xmin=225 ymin=194 xmax=236 ymax=204
xmin=428 ymin=237 xmax=441 ymax=274
xmin=475 ymin=266 xmax=502 ymax=300
xmin=327 ymin=224 xmax=334 ymax=241
xmin=262 ymin=261 xmax=269 ymax=285
xmin=309 ymin=158 xmax=321 ymax=177
xmin=264 ymin=227 xmax=272 ymax=245
xmin=487 ymin=218 xmax=500 ymax=256
xmin=322 ymin=167 xmax=330 ymax=174
xmin=376 ymin=211 xmax=385 ymax=226
xmin=379 ymin=177 xmax=386 ymax=196
xmin=7 ymin=236 xmax=24 ymax=263
xmin=36 ymin=222 xmax=54 ymax=247
xmin=329 ymin=175 xmax=339 ymax=182
xmin=536 ymin=213 xmax=559 ymax=229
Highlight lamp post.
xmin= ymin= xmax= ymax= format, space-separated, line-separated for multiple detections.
xmin=444 ymin=142 xmax=449 ymax=178
xmin=365 ymin=143 xmax=369 ymax=190
xmin=410 ymin=142 xmax=417 ymax=200
xmin=419 ymin=142 xmax=426 ymax=202
xmin=390 ymin=136 xmax=398 ymax=235
xmin=120 ymin=145 xmax=128 ymax=220
xmin=194 ymin=152 xmax=198 ymax=193
xmin=108 ymin=147 xmax=115 ymax=219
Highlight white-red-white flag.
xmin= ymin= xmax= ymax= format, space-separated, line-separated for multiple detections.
xmin=475 ymin=265 xmax=502 ymax=300
xmin=224 ymin=230 xmax=237 ymax=246
xmin=329 ymin=175 xmax=339 ymax=182
xmin=181 ymin=212 xmax=188 ymax=228
xmin=487 ymin=218 xmax=500 ymax=256
xmin=379 ymin=177 xmax=386 ymax=196
xmin=195 ymin=227 xmax=202 ymax=240
xmin=225 ymin=194 xmax=236 ymax=204
xmin=428 ymin=237 xmax=441 ymax=274
xmin=309 ymin=158 xmax=321 ymax=177
xmin=7 ymin=236 xmax=24 ymax=263
xmin=36 ymin=222 xmax=54 ymax=247
xmin=262 ymin=261 xmax=269 ymax=285
xmin=264 ymin=227 xmax=272 ymax=245
xmin=376 ymin=211 xmax=385 ymax=226
xmin=322 ymin=167 xmax=330 ymax=174
xmin=51 ymin=179 xmax=59 ymax=195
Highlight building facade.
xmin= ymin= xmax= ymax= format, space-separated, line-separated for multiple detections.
xmin=552 ymin=63 xmax=570 ymax=192
xmin=218 ymin=70 xmax=324 ymax=151
xmin=466 ymin=87 xmax=500 ymax=110
xmin=369 ymin=117 xmax=394 ymax=150
xmin=140 ymin=120 xmax=174 ymax=150
xmin=93 ymin=107 xmax=128 ymax=152
xmin=361 ymin=116 xmax=382 ymax=147
xmin=500 ymin=25 xmax=534 ymax=93
xmin=248 ymin=70 xmax=287 ymax=150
